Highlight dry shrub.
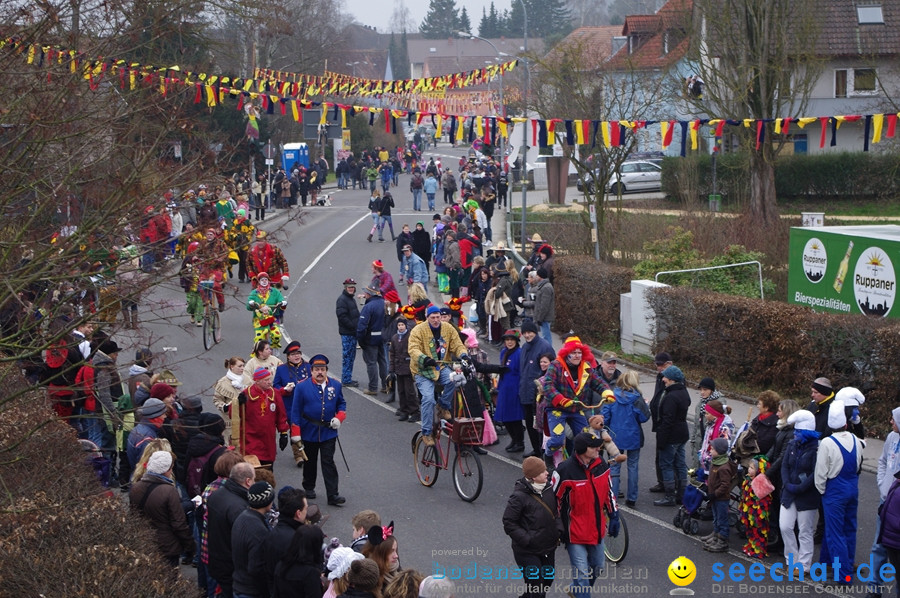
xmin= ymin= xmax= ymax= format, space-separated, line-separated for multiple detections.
xmin=553 ymin=255 xmax=634 ymax=346
xmin=0 ymin=365 xmax=200 ymax=597
xmin=648 ymin=287 xmax=900 ymax=437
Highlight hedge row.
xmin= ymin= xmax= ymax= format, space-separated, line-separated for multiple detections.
xmin=0 ymin=368 xmax=199 ymax=597
xmin=646 ymin=287 xmax=900 ymax=438
xmin=660 ymin=151 xmax=900 ymax=201
xmin=553 ymin=255 xmax=634 ymax=347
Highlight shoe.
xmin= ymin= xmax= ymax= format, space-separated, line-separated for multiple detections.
xmin=705 ymin=534 xmax=729 ymax=553
xmin=363 ymin=389 xmax=378 ymax=396
xmin=327 ymin=495 xmax=346 ymax=506
xmin=543 ymin=453 xmax=556 ymax=473
xmin=505 ymin=442 xmax=525 ymax=453
xmin=408 ymin=412 xmax=421 ymax=423
xmin=397 ymin=414 xmax=409 ymax=421
xmin=522 ymin=450 xmax=540 ymax=459
xmin=218 ymin=305 xmax=225 ymax=313
xmin=438 ymin=408 xmax=452 ymax=420
xmin=625 ymin=500 xmax=636 ymax=508
xmin=700 ymin=530 xmax=717 ymax=543
xmin=344 ymin=380 xmax=359 ymax=388
xmin=618 ymin=491 xmax=625 ymax=498
xmin=395 ymin=409 xmax=405 ymax=416
xmin=649 ymin=483 xmax=664 ymax=493
xmin=473 ymin=446 xmax=488 ymax=455
xmin=379 ymin=238 xmax=384 ymax=242
xmin=654 ymin=495 xmax=677 ymax=507
xmin=422 ymin=434 xmax=435 ymax=446
xmin=384 ymin=396 xmax=396 ymax=404
xmin=367 ymin=234 xmax=373 ymax=242
xmin=305 ymin=489 xmax=316 ymax=499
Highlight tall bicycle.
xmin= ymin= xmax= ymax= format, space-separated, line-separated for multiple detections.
xmin=199 ymin=280 xmax=222 ymax=350
xmin=411 ymin=360 xmax=484 ymax=502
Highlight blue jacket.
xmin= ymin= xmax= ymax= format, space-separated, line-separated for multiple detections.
xmin=780 ymin=434 xmax=821 ymax=511
xmin=494 ymin=346 xmax=523 ymax=422
xmin=127 ymin=421 xmax=161 ymax=467
xmin=601 ymin=388 xmax=650 ymax=451
xmin=356 ymin=296 xmax=385 ymax=346
xmin=424 ymin=176 xmax=439 ymax=194
xmin=401 ymin=253 xmax=429 ymax=285
xmin=273 ymin=361 xmax=311 ymax=422
xmin=290 ymin=377 xmax=347 ymax=443
xmin=517 ymin=335 xmax=554 ymax=405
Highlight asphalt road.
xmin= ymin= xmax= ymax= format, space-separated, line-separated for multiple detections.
xmin=124 ymin=143 xmax=888 ymax=596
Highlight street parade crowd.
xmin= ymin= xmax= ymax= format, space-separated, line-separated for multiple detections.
xmin=9 ymin=139 xmax=900 ymax=598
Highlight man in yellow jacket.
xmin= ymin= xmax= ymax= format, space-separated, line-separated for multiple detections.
xmin=408 ymin=305 xmax=469 ymax=445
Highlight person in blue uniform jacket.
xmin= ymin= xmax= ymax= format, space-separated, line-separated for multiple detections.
xmin=290 ymin=354 xmax=347 ymax=507
xmin=274 ymin=340 xmax=311 ymax=467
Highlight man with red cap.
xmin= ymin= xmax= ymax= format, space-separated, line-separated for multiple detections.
xmin=541 ymin=336 xmax=610 ymax=471
xmin=247 ymin=230 xmax=290 ymax=290
xmin=290 ymin=355 xmax=347 ymax=506
xmin=233 ymin=367 xmax=289 ymax=468
xmin=370 ymin=259 xmax=396 ymax=296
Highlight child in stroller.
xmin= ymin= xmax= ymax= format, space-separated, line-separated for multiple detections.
xmin=674 ymin=437 xmax=740 ymax=544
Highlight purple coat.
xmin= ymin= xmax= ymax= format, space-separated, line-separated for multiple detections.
xmin=880 ymin=477 xmax=900 ymax=549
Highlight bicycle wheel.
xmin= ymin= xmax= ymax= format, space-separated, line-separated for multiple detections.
xmin=212 ymin=309 xmax=222 ymax=344
xmin=604 ymin=512 xmax=629 ymax=563
xmin=452 ymin=446 xmax=483 ymax=502
xmin=413 ymin=433 xmax=439 ymax=487
xmin=202 ymin=311 xmax=214 ymax=350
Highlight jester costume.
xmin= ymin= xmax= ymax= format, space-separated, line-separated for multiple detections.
xmin=740 ymin=456 xmax=773 ymax=558
xmin=247 ymin=232 xmax=290 ymax=289
xmin=247 ymin=274 xmax=285 ymax=348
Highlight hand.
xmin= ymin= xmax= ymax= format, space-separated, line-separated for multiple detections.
xmin=279 ymin=301 xmax=288 ymax=309
xmin=237 ymin=392 xmax=247 ymax=406
xmin=279 ymin=433 xmax=289 ymax=451
xmin=329 ymin=417 xmax=341 ymax=430
xmin=607 ymin=511 xmax=620 ymax=538
xmin=248 ymin=301 xmax=259 ymax=309
xmin=191 ymin=495 xmax=203 ymax=508
xmin=422 ymin=357 xmax=437 ymax=369
xmin=284 ymin=382 xmax=295 ymax=392
xmin=459 ymin=354 xmax=472 ymax=368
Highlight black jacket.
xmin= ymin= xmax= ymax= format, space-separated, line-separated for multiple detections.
xmin=411 ymin=228 xmax=432 ymax=263
xmin=232 ymin=508 xmax=271 ymax=597
xmin=165 ymin=410 xmax=203 ymax=484
xmin=264 ymin=516 xmax=304 ymax=590
xmin=649 ymin=372 xmax=667 ymax=433
xmin=186 ymin=432 xmax=225 ymax=496
xmin=655 ymin=382 xmax=690 ymax=446
xmin=780 ymin=436 xmax=820 ymax=511
xmin=502 ymin=477 xmax=561 ymax=555
xmin=336 ymin=291 xmax=360 ymax=336
xmin=206 ymin=479 xmax=249 ymax=583
xmin=752 ymin=413 xmax=779 ymax=455
xmin=805 ymin=396 xmax=835 ymax=439
xmin=273 ymin=561 xmax=324 ymax=598
xmin=765 ymin=423 xmax=793 ymax=486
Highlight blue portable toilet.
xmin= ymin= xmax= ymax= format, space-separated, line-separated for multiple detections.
xmin=282 ymin=142 xmax=310 ymax=171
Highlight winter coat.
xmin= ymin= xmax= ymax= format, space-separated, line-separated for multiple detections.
xmin=389 ymin=331 xmax=412 ymax=376
xmin=231 ymin=385 xmax=289 ymax=463
xmin=880 ymin=478 xmax=900 ymax=550
xmin=395 ymin=231 xmax=414 ymax=262
xmin=91 ymin=350 xmax=124 ymax=425
xmin=541 ymin=353 xmax=608 ymax=412
xmin=518 ymin=335 xmax=554 ymax=406
xmin=401 ymin=253 xmax=429 ymax=285
xmin=766 ymin=421 xmax=795 ymax=487
xmin=554 ymin=455 xmax=614 ymax=545
xmin=130 ymin=473 xmax=195 ymax=558
xmin=232 ymin=508 xmax=272 ymax=597
xmin=424 ymin=175 xmax=439 ymax=195
xmin=274 ymin=361 xmax=311 ymax=419
xmin=601 ymin=388 xmax=650 ymax=451
xmin=411 ymin=228 xmax=432 ymax=264
xmin=127 ymin=421 xmax=161 ymax=467
xmin=206 ymin=478 xmax=250 ymax=581
xmin=656 ymin=382 xmax=691 ymax=447
xmin=264 ymin=517 xmax=304 ymax=590
xmin=290 ymin=377 xmax=347 ymax=443
xmin=707 ymin=458 xmax=738 ymax=501
xmin=356 ymin=295 xmax=386 ymax=346
xmin=371 ymin=271 xmax=395 ymax=296
xmin=165 ymin=409 xmax=203 ymax=484
xmin=441 ymin=170 xmax=457 ymax=191
xmin=273 ymin=560 xmax=325 ymax=598
xmin=532 ymin=279 xmax=555 ymax=324
xmin=494 ymin=346 xmax=523 ymax=422
xmin=407 ymin=321 xmax=467 ymax=379
xmin=805 ymin=396 xmax=836 ymax=439
xmin=493 ymin=270 xmax=514 ymax=305
xmin=751 ymin=412 xmax=779 ymax=455
xmin=336 ymin=290 xmax=360 ymax=336
xmin=443 ymin=237 xmax=462 ymax=270
xmin=780 ymin=435 xmax=821 ymax=511
xmin=185 ymin=432 xmax=226 ymax=497
xmin=502 ymin=478 xmax=561 ymax=555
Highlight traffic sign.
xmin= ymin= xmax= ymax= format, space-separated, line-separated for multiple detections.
xmin=265 ymin=159 xmax=274 ymax=165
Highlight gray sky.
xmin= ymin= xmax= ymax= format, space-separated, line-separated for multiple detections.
xmin=344 ymin=0 xmax=499 ymax=34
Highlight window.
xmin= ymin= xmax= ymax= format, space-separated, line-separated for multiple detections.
xmin=857 ymin=5 xmax=884 ymax=24
xmin=834 ymin=68 xmax=878 ymax=97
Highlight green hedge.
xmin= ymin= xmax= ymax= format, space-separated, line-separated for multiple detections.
xmin=646 ymin=286 xmax=900 ymax=438
xmin=553 ymin=256 xmax=634 ymax=346
xmin=660 ymin=152 xmax=900 ymax=202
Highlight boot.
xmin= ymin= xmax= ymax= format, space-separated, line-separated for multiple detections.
xmin=121 ymin=309 xmax=132 ymax=329
xmin=367 ymin=233 xmax=373 ymax=242
xmin=653 ymin=482 xmax=677 ymax=506
xmin=649 ymin=483 xmax=665 ymax=493
xmin=543 ymin=452 xmax=556 ymax=474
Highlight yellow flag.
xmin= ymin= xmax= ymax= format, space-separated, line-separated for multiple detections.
xmin=600 ymin=121 xmax=611 ymax=148
xmin=873 ymin=113 xmax=884 ymax=143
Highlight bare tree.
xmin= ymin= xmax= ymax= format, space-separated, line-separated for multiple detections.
xmin=685 ymin=0 xmax=825 ymax=225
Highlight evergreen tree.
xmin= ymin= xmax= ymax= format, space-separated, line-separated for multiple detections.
xmin=395 ymin=30 xmax=412 ymax=79
xmin=388 ymin=32 xmax=398 ymax=78
xmin=458 ymin=7 xmax=472 ymax=34
xmin=419 ymin=0 xmax=461 ymax=39
xmin=478 ymin=7 xmax=490 ymax=37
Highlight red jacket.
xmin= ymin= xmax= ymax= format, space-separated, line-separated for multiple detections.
xmin=554 ymin=455 xmax=614 ymax=545
xmin=232 ymin=384 xmax=288 ymax=462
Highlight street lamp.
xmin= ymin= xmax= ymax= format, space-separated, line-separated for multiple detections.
xmin=346 ymin=61 xmax=362 ymax=77
xmin=457 ymin=32 xmax=506 ymax=176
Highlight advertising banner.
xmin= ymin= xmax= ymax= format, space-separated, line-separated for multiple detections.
xmin=788 ymin=225 xmax=900 ymax=318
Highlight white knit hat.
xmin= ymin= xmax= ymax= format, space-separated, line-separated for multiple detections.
xmin=835 ymin=387 xmax=865 ymax=407
xmin=146 ymin=451 xmax=173 ymax=474
xmin=787 ymin=410 xmax=816 ymax=432
xmin=828 ymin=400 xmax=847 ymax=430
xmin=327 ymin=547 xmax=364 ymax=580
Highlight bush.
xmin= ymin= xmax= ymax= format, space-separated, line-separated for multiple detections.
xmin=553 ymin=255 xmax=634 ymax=346
xmin=647 ymin=287 xmax=900 ymax=437
xmin=0 ymin=367 xmax=200 ymax=597
xmin=660 ymin=151 xmax=900 ymax=204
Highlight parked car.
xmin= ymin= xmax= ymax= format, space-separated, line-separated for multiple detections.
xmin=577 ymin=160 xmax=662 ymax=194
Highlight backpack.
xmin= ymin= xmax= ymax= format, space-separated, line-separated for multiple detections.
xmin=186 ymin=445 xmax=224 ymax=497
xmin=411 ymin=174 xmax=424 ymax=189
xmin=45 ymin=339 xmax=70 ymax=369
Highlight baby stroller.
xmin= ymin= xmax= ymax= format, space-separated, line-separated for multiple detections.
xmin=673 ymin=467 xmax=743 ymax=536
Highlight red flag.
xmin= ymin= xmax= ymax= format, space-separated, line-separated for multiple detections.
xmin=887 ymin=114 xmax=897 ymax=138
xmin=819 ymin=117 xmax=828 ymax=148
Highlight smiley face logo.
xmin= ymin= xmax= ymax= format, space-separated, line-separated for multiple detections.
xmin=668 ymin=556 xmax=696 ymax=587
